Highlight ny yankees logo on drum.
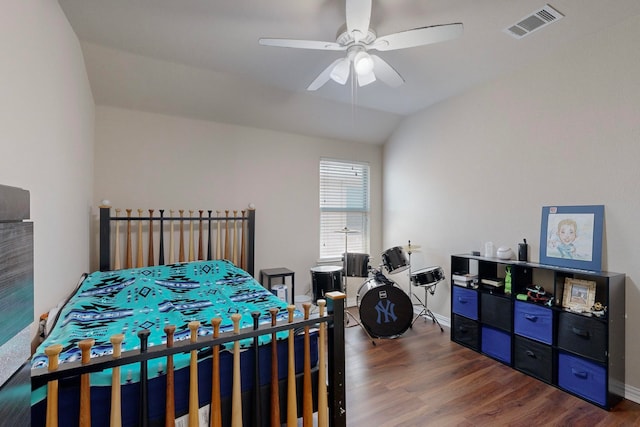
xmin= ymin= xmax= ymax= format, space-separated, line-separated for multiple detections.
xmin=374 ymin=298 xmax=397 ymax=325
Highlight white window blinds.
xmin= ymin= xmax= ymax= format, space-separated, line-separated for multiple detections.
xmin=319 ymin=159 xmax=370 ymax=259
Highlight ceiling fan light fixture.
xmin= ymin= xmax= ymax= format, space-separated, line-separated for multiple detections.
xmin=330 ymin=57 xmax=351 ymax=84
xmin=353 ymin=51 xmax=374 ymax=75
xmin=357 ymin=70 xmax=376 ymax=87
xmin=259 ymin=0 xmax=463 ymax=91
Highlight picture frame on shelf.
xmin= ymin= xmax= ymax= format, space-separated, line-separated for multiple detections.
xmin=539 ymin=205 xmax=604 ymax=271
xmin=562 ymin=277 xmax=596 ymax=313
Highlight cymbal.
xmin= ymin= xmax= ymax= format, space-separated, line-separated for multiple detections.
xmin=334 ymin=228 xmax=360 ymax=234
xmin=403 ymin=244 xmax=421 ymax=252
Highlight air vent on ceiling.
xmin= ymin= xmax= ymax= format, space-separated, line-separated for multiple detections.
xmin=504 ymin=4 xmax=564 ymax=39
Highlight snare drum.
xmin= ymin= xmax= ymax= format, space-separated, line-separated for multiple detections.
xmin=357 ymin=277 xmax=412 ymax=338
xmin=310 ymin=265 xmax=342 ymax=302
xmin=381 ymin=246 xmax=409 ymax=274
xmin=411 ymin=266 xmax=445 ymax=287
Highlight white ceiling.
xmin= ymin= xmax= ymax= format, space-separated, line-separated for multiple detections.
xmin=59 ymin=0 xmax=640 ymax=144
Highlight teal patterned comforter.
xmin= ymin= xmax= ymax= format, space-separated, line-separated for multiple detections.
xmin=32 ymin=260 xmax=295 ymax=391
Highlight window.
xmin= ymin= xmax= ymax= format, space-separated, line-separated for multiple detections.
xmin=319 ymin=158 xmax=370 ymax=259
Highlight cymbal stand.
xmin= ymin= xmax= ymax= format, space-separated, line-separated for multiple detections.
xmin=339 ymin=228 xmax=376 ymax=346
xmin=411 ymin=279 xmax=444 ymax=332
xmin=406 ymin=241 xmax=415 ymax=304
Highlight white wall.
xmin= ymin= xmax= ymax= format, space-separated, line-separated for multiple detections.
xmin=0 ymin=2 xmax=94 ymax=334
xmin=383 ymin=15 xmax=640 ymax=393
xmin=93 ymin=106 xmax=382 ymax=301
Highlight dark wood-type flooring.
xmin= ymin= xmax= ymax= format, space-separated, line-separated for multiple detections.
xmin=343 ymin=308 xmax=640 ymax=426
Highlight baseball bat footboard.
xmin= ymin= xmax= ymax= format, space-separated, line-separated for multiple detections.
xmin=164 ymin=326 xmax=176 ymax=427
xmin=32 ymin=293 xmax=347 ymax=427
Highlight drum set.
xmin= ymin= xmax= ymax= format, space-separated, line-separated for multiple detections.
xmin=310 ymin=233 xmax=445 ymax=342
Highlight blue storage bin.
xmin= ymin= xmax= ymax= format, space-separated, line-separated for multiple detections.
xmin=514 ymin=301 xmax=553 ymax=344
xmin=452 ymin=286 xmax=478 ymax=320
xmin=481 ymin=325 xmax=511 ymax=364
xmin=558 ymin=351 xmax=606 ymax=406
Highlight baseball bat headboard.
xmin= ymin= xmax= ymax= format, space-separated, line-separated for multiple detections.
xmin=99 ymin=206 xmax=256 ymax=276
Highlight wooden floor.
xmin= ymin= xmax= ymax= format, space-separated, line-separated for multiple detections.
xmin=343 ymin=308 xmax=640 ymax=427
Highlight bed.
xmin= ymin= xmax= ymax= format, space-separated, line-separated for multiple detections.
xmin=31 ymin=206 xmax=346 ymax=426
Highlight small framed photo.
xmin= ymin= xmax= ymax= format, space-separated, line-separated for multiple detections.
xmin=539 ymin=205 xmax=604 ymax=271
xmin=562 ymin=278 xmax=596 ymax=312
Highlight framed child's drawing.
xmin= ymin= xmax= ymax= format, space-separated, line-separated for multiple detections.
xmin=539 ymin=205 xmax=604 ymax=271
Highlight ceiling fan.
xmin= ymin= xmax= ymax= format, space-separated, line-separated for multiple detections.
xmin=259 ymin=0 xmax=463 ymax=91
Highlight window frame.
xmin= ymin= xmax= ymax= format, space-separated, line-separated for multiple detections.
xmin=319 ymin=158 xmax=370 ymax=261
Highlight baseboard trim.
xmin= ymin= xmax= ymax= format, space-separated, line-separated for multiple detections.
xmin=411 ymin=307 xmax=451 ymax=329
xmin=624 ymin=383 xmax=640 ymax=404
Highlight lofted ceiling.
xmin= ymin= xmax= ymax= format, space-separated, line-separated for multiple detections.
xmin=58 ymin=0 xmax=640 ymax=144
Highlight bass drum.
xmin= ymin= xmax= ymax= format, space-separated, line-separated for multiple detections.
xmin=357 ymin=278 xmax=412 ymax=338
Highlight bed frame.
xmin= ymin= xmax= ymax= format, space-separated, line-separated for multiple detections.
xmin=32 ymin=205 xmax=347 ymax=427
xmin=32 ymin=293 xmax=346 ymax=426
xmin=99 ymin=206 xmax=256 ymax=276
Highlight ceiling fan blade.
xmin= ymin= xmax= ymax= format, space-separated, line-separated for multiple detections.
xmin=370 ymin=55 xmax=404 ymax=87
xmin=259 ymin=38 xmax=345 ymax=51
xmin=329 ymin=57 xmax=351 ymax=85
xmin=346 ymin=0 xmax=372 ymax=42
xmin=370 ymin=23 xmax=463 ymax=51
xmin=307 ymin=58 xmax=344 ymax=91
xmin=357 ymin=70 xmax=376 ymax=87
